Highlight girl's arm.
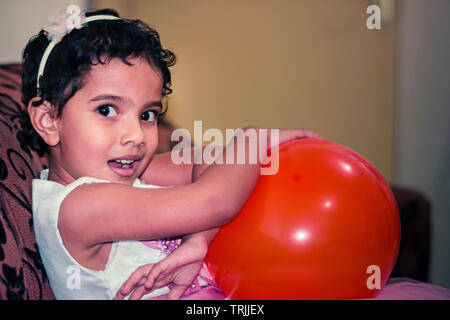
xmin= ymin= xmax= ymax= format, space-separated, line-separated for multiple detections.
xmin=139 ymin=143 xmax=224 ymax=187
xmin=59 ymin=127 xmax=263 ymax=248
xmin=138 ymin=147 xmax=198 ymax=187
xmin=141 ymin=145 xmax=224 ymax=245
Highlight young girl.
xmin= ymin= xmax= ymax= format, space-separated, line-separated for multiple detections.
xmin=22 ymin=8 xmax=320 ymax=300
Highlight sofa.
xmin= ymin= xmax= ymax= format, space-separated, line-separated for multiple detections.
xmin=0 ymin=63 xmax=434 ymax=299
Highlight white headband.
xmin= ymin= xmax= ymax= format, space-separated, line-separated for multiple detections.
xmin=36 ymin=10 xmax=120 ymax=92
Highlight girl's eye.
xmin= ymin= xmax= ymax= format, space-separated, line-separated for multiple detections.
xmin=141 ymin=110 xmax=158 ymax=122
xmin=97 ymin=104 xmax=117 ymax=117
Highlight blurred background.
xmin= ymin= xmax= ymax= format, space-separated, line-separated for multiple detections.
xmin=1 ymin=0 xmax=448 ymax=289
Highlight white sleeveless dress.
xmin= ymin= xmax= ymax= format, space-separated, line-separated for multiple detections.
xmin=32 ymin=169 xmax=200 ymax=300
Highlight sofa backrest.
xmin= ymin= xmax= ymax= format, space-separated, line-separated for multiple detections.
xmin=0 ymin=64 xmax=55 ymax=299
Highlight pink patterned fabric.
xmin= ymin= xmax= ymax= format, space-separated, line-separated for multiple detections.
xmin=148 ymin=267 xmax=227 ymax=300
xmin=141 ymin=238 xmax=182 ymax=255
xmin=366 ymin=277 xmax=450 ymax=300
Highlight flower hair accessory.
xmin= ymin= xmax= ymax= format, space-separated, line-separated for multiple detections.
xmin=37 ymin=4 xmax=120 ymax=92
xmin=43 ymin=4 xmax=84 ymax=43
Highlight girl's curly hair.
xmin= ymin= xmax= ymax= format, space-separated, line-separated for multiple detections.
xmin=20 ymin=8 xmax=176 ymax=157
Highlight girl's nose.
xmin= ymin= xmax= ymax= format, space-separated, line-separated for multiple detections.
xmin=121 ymin=119 xmax=145 ymax=146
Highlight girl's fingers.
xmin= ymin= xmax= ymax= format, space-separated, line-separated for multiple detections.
xmin=113 ymin=291 xmax=126 ymax=300
xmin=145 ymin=259 xmax=177 ymax=289
xmin=113 ymin=277 xmax=146 ymax=300
xmin=116 ymin=265 xmax=152 ymax=298
xmin=298 ymin=130 xmax=322 ymax=140
xmin=306 ymin=132 xmax=322 ymax=139
xmin=167 ymin=284 xmax=188 ymax=300
xmin=145 ymin=263 xmax=164 ymax=290
xmin=147 ymin=273 xmax=174 ymax=291
xmin=128 ymin=285 xmax=148 ymax=300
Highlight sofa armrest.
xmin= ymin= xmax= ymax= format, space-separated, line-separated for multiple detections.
xmin=390 ymin=185 xmax=431 ymax=282
xmin=0 ymin=64 xmax=54 ymax=299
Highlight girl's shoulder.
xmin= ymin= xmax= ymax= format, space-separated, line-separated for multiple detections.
xmin=32 ymin=169 xmax=111 ymax=210
xmin=33 ymin=168 xmax=161 ymax=191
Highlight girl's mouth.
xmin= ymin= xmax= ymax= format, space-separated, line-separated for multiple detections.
xmin=107 ymin=159 xmax=139 ymax=177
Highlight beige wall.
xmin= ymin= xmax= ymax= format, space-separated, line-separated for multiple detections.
xmin=0 ymin=0 xmax=88 ymax=63
xmin=91 ymin=0 xmax=396 ymax=182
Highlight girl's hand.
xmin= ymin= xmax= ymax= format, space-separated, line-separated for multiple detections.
xmin=277 ymin=128 xmax=322 ymax=146
xmin=113 ymin=236 xmax=208 ymax=300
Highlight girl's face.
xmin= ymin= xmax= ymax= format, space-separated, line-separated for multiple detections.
xmin=49 ymin=56 xmax=163 ymax=185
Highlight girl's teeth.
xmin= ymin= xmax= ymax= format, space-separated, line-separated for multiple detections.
xmin=114 ymin=160 xmax=134 ymax=164
xmin=111 ymin=160 xmax=135 ymax=168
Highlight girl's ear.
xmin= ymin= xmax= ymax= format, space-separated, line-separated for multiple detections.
xmin=27 ymin=97 xmax=61 ymax=146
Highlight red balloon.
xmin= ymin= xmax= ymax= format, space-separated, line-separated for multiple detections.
xmin=205 ymin=139 xmax=401 ymax=299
